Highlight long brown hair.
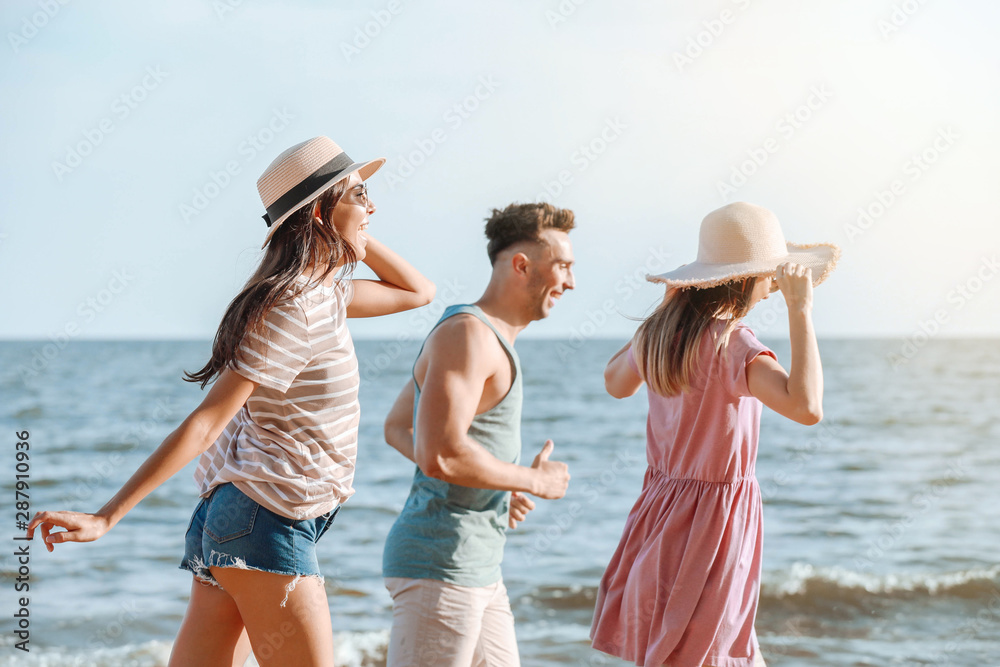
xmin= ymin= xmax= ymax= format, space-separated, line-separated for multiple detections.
xmin=632 ymin=277 xmax=760 ymax=397
xmin=184 ymin=180 xmax=357 ymax=388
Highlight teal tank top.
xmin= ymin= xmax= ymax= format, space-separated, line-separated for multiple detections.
xmin=382 ymin=304 xmax=523 ymax=587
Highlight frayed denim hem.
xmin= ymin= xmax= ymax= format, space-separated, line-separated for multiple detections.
xmin=179 ymin=550 xmax=325 ymax=607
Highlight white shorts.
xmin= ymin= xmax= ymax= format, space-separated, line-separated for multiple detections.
xmin=384 ymin=576 xmax=520 ymax=667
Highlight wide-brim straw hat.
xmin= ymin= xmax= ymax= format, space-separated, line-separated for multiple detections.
xmin=648 ymin=202 xmax=841 ymax=288
xmin=257 ymin=136 xmax=385 ymax=248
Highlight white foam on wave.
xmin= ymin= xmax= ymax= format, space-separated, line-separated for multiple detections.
xmin=518 ymin=564 xmax=1000 ymax=612
xmin=0 ymin=630 xmax=389 ymax=667
xmin=762 ymin=562 xmax=1000 ymax=600
xmin=0 ymin=640 xmax=171 ymax=667
xmin=328 ymin=630 xmax=389 ymax=667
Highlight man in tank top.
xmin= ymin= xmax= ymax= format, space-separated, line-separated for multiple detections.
xmin=381 ymin=202 xmax=576 ymax=666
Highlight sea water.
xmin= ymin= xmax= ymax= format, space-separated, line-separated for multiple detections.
xmin=0 ymin=338 xmax=998 ymax=666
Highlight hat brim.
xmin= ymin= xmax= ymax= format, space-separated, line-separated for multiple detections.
xmin=647 ymin=242 xmax=841 ymax=289
xmin=261 ymin=157 xmax=387 ymax=248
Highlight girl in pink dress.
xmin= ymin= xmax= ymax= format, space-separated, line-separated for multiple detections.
xmin=590 ymin=202 xmax=840 ymax=667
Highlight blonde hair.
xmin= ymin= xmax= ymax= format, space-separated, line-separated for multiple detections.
xmin=632 ymin=278 xmax=760 ymax=396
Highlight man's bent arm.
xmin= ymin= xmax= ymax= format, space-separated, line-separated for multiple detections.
xmin=384 ymin=379 xmax=416 ymax=463
xmin=414 ymin=317 xmax=566 ymax=498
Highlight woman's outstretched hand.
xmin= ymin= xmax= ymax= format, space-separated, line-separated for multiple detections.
xmin=25 ymin=511 xmax=112 ymax=552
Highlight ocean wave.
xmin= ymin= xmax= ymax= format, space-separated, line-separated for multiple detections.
xmin=517 ymin=583 xmax=597 ymax=610
xmin=517 ymin=564 xmax=1000 ymax=613
xmin=0 ymin=639 xmax=170 ymax=667
xmin=0 ymin=631 xmax=389 ymax=667
xmin=761 ymin=562 xmax=1000 ymax=603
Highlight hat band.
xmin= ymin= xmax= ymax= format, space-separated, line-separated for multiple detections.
xmin=261 ymin=151 xmax=356 ymax=227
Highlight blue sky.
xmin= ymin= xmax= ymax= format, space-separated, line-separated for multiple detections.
xmin=2 ymin=0 xmax=998 ymax=341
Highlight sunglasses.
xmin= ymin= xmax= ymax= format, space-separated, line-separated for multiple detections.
xmin=355 ymin=181 xmax=370 ymax=207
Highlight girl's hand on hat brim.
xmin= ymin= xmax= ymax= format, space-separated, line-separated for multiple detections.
xmin=775 ymin=262 xmax=813 ymax=311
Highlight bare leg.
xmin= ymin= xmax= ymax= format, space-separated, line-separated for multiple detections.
xmin=169 ymin=577 xmax=254 ymax=667
xmin=209 ymin=566 xmax=335 ymax=667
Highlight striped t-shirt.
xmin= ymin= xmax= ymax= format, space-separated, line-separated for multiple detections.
xmin=193 ymin=273 xmax=360 ymax=520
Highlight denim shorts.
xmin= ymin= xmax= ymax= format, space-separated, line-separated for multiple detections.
xmin=178 ymin=482 xmax=340 ymax=592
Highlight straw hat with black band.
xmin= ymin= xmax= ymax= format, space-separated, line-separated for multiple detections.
xmin=648 ymin=202 xmax=841 ymax=289
xmin=257 ymin=136 xmax=386 ymax=249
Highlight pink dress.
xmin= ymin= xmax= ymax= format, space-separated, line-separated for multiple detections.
xmin=590 ymin=319 xmax=776 ymax=667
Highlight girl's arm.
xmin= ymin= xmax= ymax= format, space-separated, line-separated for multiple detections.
xmin=605 ymin=341 xmax=644 ymax=399
xmin=25 ymin=369 xmax=258 ymax=551
xmin=384 ymin=378 xmax=417 ymax=463
xmin=747 ymin=262 xmax=823 ymax=425
xmin=347 ymin=235 xmax=436 ymax=318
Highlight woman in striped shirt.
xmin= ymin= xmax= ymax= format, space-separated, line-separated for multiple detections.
xmin=26 ymin=137 xmax=435 ymax=666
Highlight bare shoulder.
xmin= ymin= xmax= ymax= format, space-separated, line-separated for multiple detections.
xmin=415 ymin=313 xmax=511 ymax=412
xmin=424 ymin=313 xmax=503 ymax=364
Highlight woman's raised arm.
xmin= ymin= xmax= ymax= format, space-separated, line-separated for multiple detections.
xmin=347 ymin=234 xmax=436 ymax=318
